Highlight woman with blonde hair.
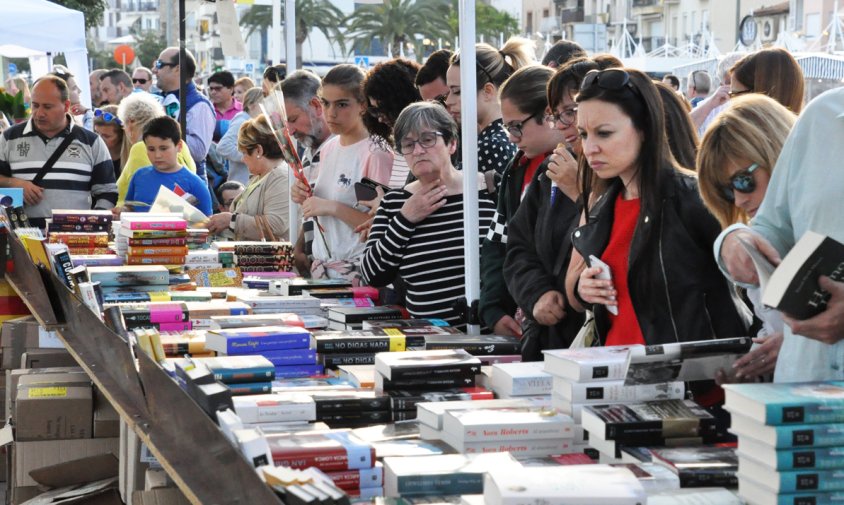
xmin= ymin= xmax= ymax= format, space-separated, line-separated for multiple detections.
xmin=697 ymin=94 xmax=797 ymax=381
xmin=205 ymin=114 xmax=290 ymax=241
xmin=217 ymin=87 xmax=265 ymax=184
xmin=444 ymin=37 xmax=535 ymax=182
xmin=116 ymin=92 xmax=196 ymax=205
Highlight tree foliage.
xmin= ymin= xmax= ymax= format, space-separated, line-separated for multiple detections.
xmin=48 ymin=0 xmax=107 ymax=31
xmin=345 ymin=0 xmax=452 ymax=59
xmin=132 ymin=29 xmax=168 ymax=69
xmin=446 ymin=1 xmax=520 ymax=44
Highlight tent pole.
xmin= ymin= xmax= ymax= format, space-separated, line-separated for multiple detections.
xmin=178 ymin=0 xmax=187 ymax=140
xmin=285 ymin=0 xmax=299 ymax=254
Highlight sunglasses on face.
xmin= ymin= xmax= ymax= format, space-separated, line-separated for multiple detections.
xmin=132 ymin=78 xmax=148 ymax=84
xmin=580 ymin=69 xmax=643 ymax=101
xmin=504 ymin=111 xmax=540 ymax=138
xmin=719 ymin=162 xmax=760 ymax=203
xmin=154 ymin=59 xmax=177 ymax=70
xmin=399 ymin=131 xmax=444 ymax=155
xmin=94 ymin=109 xmax=123 ymax=126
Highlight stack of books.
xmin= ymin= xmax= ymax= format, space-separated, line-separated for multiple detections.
xmin=484 ymin=464 xmax=646 ymax=504
xmin=489 ymin=361 xmax=552 ymax=399
xmin=213 ymin=241 xmax=295 ymax=273
xmin=184 ymin=249 xmax=221 ymax=270
xmin=374 ymin=349 xmax=483 ymax=423
xmin=327 ymin=306 xmax=403 ymax=331
xmin=724 ymin=381 xmax=844 ymax=505
xmin=205 ymin=325 xmax=323 ymax=379
xmin=120 ymin=301 xmax=193 ymax=332
xmin=186 ymin=227 xmax=209 ymax=249
xmin=267 ymin=430 xmax=381 ymax=499
xmin=310 ymin=391 xmax=392 ymax=428
xmin=190 ymin=355 xmax=276 ymax=395
xmin=47 ymin=209 xmax=113 ymax=256
xmin=311 ymin=329 xmax=427 ymax=369
xmin=118 ymin=216 xmax=189 ymax=266
xmin=235 ymin=293 xmax=323 ymax=316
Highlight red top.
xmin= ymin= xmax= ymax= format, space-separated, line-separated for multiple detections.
xmin=521 ymin=156 xmax=545 ymax=196
xmin=602 ymin=193 xmax=645 ymax=346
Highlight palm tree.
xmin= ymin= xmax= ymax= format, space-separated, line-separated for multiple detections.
xmin=345 ymin=0 xmax=452 ymax=60
xmin=239 ymin=0 xmax=346 ymax=67
xmin=446 ymin=1 xmax=520 ymax=45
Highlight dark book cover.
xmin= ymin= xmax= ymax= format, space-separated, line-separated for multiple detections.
xmin=375 ymin=349 xmax=481 ymax=381
xmin=387 ymin=387 xmax=492 ymax=410
xmin=423 ymin=334 xmax=521 ymax=355
xmin=48 ymin=222 xmax=110 ymax=233
xmin=313 ymin=392 xmax=392 ymax=413
xmin=650 ymin=447 xmax=738 ymax=488
xmin=329 ymin=306 xmax=403 ymax=324
xmin=314 ymin=334 xmax=426 ymax=353
xmin=233 ymin=243 xmax=294 ymax=255
xmin=584 ymin=400 xmax=717 ymax=442
xmin=378 ymin=372 xmax=476 ymax=392
xmin=320 ymin=353 xmax=377 ymax=368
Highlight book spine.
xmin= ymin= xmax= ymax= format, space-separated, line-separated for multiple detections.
xmin=52 ymin=213 xmax=111 ymax=224
xmin=127 ymin=256 xmax=186 ymax=265
xmin=395 ymin=473 xmax=483 ymax=497
xmin=316 ymin=338 xmax=396 ymax=353
xmin=227 ymin=381 xmax=273 ymax=396
xmin=128 ymin=221 xmax=187 ymax=231
xmin=325 ymin=467 xmax=382 ymax=491
xmin=776 ymin=426 xmax=844 ymax=448
xmin=127 ymin=230 xmax=187 ymax=239
xmin=381 ymin=375 xmax=476 ymax=391
xmin=48 ymin=223 xmax=110 ymax=232
xmin=128 ymin=246 xmax=189 ymax=256
xmin=340 ymin=312 xmax=402 ymax=324
xmin=234 ymin=245 xmax=292 ymax=255
xmin=776 ymin=447 xmax=844 ymax=470
xmin=211 ymin=367 xmax=275 ymax=384
xmin=235 ymin=255 xmax=291 ymax=265
xmin=317 ymin=410 xmax=392 ymax=425
xmin=315 ymin=396 xmax=391 ymax=413
xmin=219 ymin=335 xmax=310 ymax=354
xmin=272 ymin=448 xmax=375 ymax=472
xmin=425 ymin=341 xmax=520 ymax=355
xmin=388 ymin=364 xmax=478 ymax=382
xmin=260 ymin=349 xmax=317 ymax=367
xmin=510 ymin=376 xmax=553 ymax=396
xmin=677 ymin=470 xmax=738 ymax=488
xmin=392 ymin=410 xmax=417 ymax=421
xmin=774 ymin=468 xmax=844 ymax=492
xmin=769 ymin=404 xmax=844 ymax=425
xmin=52 ymin=249 xmax=76 ymax=289
xmin=320 ymin=353 xmax=376 ymax=368
xmin=274 ymin=364 xmax=324 ymax=379
xmin=128 ymin=238 xmax=188 ymax=246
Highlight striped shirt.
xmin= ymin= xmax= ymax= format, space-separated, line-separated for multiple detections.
xmin=360 ymin=189 xmax=496 ymax=328
xmin=0 ymin=116 xmax=117 ymax=219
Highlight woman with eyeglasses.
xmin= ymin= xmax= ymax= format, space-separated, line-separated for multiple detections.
xmin=114 ymin=92 xmax=197 ymax=207
xmin=360 ymin=102 xmax=495 ymax=329
xmin=728 ymin=48 xmax=804 ymax=114
xmin=502 ymin=56 xmax=619 ymax=360
xmin=565 ymin=68 xmax=750 ymax=352
xmin=92 ymin=105 xmax=130 ymax=178
xmin=478 ymin=65 xmax=564 ymax=338
xmin=291 ymin=64 xmax=393 ymax=283
xmin=697 ymin=94 xmax=796 ymax=380
xmin=444 ymin=38 xmax=534 ymax=186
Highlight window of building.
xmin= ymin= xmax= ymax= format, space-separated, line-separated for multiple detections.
xmin=805 ymin=12 xmax=820 ymax=40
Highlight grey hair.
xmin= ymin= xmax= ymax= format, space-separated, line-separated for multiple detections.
xmin=392 ymin=102 xmax=458 ymax=151
xmin=117 ymin=92 xmax=165 ymax=131
xmin=281 ymin=69 xmax=321 ymax=109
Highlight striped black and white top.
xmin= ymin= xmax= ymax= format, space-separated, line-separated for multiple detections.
xmin=360 ymin=189 xmax=496 ymax=328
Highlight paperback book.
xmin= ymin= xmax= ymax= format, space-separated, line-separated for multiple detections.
xmin=582 ymin=400 xmax=717 ymax=442
xmin=374 ymin=349 xmax=481 ymax=381
xmin=267 ymin=430 xmax=375 ymax=471
xmin=723 ymin=381 xmax=844 ymax=425
xmin=205 ymin=326 xmax=311 ymax=354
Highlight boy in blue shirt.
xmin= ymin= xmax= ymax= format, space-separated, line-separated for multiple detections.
xmin=124 ymin=116 xmax=212 ymax=216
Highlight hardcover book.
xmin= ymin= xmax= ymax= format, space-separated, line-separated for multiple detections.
xmin=723 ymin=381 xmax=844 ymax=425
xmin=205 ymin=326 xmax=311 ymax=354
xmin=582 ymin=400 xmax=717 ymax=442
xmin=374 ymin=349 xmax=481 ymax=381
xmin=442 ymin=407 xmax=574 ymax=443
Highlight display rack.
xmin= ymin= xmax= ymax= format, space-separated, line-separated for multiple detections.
xmin=4 ymin=228 xmax=282 ymax=505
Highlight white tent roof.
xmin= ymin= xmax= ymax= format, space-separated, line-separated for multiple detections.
xmin=0 ymin=0 xmax=91 ymax=107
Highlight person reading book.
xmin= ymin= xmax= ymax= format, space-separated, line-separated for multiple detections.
xmin=564 ymin=68 xmax=750 ymax=349
xmin=697 ymin=94 xmax=796 ymax=381
xmin=715 ymin=87 xmax=844 ymax=382
xmin=121 ymin=116 xmax=212 ymax=216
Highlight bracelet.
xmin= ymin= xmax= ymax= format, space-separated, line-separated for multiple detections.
xmin=228 ymin=213 xmax=237 ymax=231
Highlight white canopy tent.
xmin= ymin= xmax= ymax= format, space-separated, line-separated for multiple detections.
xmin=0 ymin=0 xmax=91 ymax=108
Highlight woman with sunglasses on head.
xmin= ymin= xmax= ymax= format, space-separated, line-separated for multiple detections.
xmin=290 ymin=64 xmax=393 ymax=284
xmin=361 ymin=102 xmax=495 ymax=329
xmin=114 ymin=92 xmax=197 ymax=207
xmin=502 ymin=56 xmax=620 ymax=359
xmin=565 ymin=68 xmax=750 ymax=353
xmin=479 ymin=65 xmax=564 ymax=337
xmin=697 ymin=94 xmax=796 ymax=381
xmin=444 ymin=38 xmax=534 ymax=187
xmin=92 ymin=105 xmax=130 ymax=178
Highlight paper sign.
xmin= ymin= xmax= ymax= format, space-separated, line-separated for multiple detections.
xmin=38 ymin=326 xmax=65 ymax=348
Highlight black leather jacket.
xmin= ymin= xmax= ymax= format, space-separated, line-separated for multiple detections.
xmin=571 ymin=169 xmax=751 ymax=345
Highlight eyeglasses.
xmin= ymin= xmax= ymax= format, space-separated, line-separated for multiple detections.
xmin=399 ymin=131 xmax=444 ymax=155
xmin=580 ymin=69 xmax=643 ymax=100
xmin=132 ymin=78 xmax=148 ymax=85
xmin=719 ymin=162 xmax=760 ymax=203
xmin=154 ymin=59 xmax=177 ymax=70
xmin=94 ymin=109 xmax=123 ymax=126
xmin=431 ymin=93 xmax=448 ymax=106
xmin=208 ymin=85 xmax=227 ymax=93
xmin=544 ymin=107 xmax=578 ymax=128
xmin=728 ymin=89 xmax=753 ymax=98
xmin=504 ymin=111 xmax=540 ymax=138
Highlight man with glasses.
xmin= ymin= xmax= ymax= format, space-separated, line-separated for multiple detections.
xmin=0 ymin=76 xmax=117 ymax=228
xmin=153 ymin=47 xmax=215 ymax=180
xmin=207 ymin=71 xmax=242 ymax=143
xmin=132 ymin=67 xmax=154 ymax=93
xmin=415 ymin=49 xmax=452 ymax=103
xmin=99 ymin=69 xmax=133 ymax=105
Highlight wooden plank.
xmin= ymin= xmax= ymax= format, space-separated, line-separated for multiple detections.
xmin=4 ymin=230 xmax=62 ymax=328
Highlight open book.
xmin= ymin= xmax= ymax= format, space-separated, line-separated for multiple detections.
xmin=741 ymin=231 xmax=844 ymax=319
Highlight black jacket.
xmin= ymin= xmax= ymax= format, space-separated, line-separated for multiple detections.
xmin=571 ymin=169 xmax=751 ymax=345
xmin=479 ymin=151 xmax=534 ymax=329
xmin=504 ymin=167 xmax=585 ymax=360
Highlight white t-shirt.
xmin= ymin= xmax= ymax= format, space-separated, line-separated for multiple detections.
xmin=310 ymin=135 xmax=393 ymax=262
xmin=388 ymin=153 xmax=410 ymax=188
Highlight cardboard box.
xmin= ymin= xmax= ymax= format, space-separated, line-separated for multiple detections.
xmin=131 ymin=489 xmax=191 ymax=505
xmin=19 ymin=477 xmax=121 ymax=505
xmin=6 ymin=368 xmax=85 ymax=421
xmin=92 ymin=389 xmax=119 ymax=439
xmin=11 ymin=438 xmax=118 ymax=504
xmin=22 ymin=349 xmax=75 ymax=370
xmin=15 ymin=374 xmax=92 ymax=441
xmin=0 ymin=317 xmax=39 ymax=349
xmin=143 ymin=468 xmax=170 ymax=490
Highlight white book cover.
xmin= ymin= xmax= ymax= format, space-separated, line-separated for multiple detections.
xmin=484 ymin=465 xmax=646 ymax=505
xmin=610 ymin=463 xmax=680 ymax=494
xmin=543 ymin=346 xmax=636 ymax=382
xmin=416 ymin=398 xmax=541 ymax=430
xmin=443 ymin=407 xmax=574 ymax=443
xmin=551 ymin=393 xmax=585 ymax=424
xmin=442 ymin=435 xmax=573 ymax=458
xmin=232 ymin=393 xmax=316 ymax=424
xmin=553 ymin=377 xmax=685 ymax=403
xmin=490 ymin=361 xmax=552 ymax=397
xmin=235 ymin=293 xmax=321 ymax=310
xmin=648 ymin=488 xmax=740 ymax=505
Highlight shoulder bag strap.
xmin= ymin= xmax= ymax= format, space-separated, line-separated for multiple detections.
xmin=32 ymin=126 xmax=77 ymax=186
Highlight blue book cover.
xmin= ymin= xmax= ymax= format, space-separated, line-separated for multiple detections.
xmin=206 ymin=326 xmax=311 ymax=354
xmin=274 ymin=363 xmax=324 ymax=379
xmin=103 ymin=292 xmax=152 ymax=304
xmin=724 ymin=382 xmax=844 ymax=425
xmin=741 ymin=457 xmax=844 ymax=493
xmin=194 ymin=356 xmax=275 ymax=384
xmin=227 ymin=381 xmax=273 ymax=396
xmin=738 ymin=437 xmax=844 ymax=471
xmin=0 ymin=188 xmax=22 ymax=228
xmin=733 ymin=414 xmax=844 ymax=449
xmin=261 ymin=349 xmax=318 ymax=367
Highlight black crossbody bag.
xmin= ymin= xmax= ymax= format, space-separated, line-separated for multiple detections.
xmin=32 ymin=126 xmax=77 ymax=186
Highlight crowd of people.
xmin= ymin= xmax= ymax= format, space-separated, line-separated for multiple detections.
xmin=0 ymin=41 xmax=841 ymax=383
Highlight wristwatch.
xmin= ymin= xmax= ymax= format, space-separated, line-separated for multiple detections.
xmin=228 ymin=213 xmax=237 ymax=231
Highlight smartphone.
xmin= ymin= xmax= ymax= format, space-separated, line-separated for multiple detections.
xmin=354 ymin=177 xmax=391 ymax=202
xmin=588 ymin=255 xmax=618 ymax=315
